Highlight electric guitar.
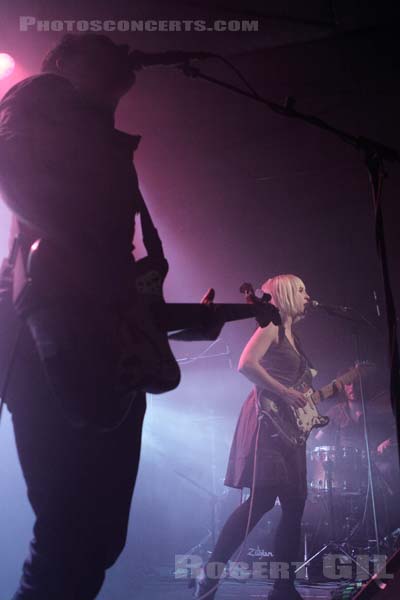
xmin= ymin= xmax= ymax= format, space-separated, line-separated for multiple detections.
xmin=257 ymin=363 xmax=375 ymax=446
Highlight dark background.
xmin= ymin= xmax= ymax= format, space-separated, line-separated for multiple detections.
xmin=0 ymin=2 xmax=399 ymax=598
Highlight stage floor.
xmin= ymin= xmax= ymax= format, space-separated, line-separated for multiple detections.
xmin=135 ymin=578 xmax=344 ymax=599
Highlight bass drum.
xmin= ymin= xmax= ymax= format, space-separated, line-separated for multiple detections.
xmin=308 ymin=445 xmax=367 ymax=494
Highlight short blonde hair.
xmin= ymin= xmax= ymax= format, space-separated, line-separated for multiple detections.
xmin=261 ymin=274 xmax=305 ymax=321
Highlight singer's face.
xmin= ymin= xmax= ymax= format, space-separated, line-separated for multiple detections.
xmin=295 ymin=281 xmax=310 ymax=316
xmin=58 ymin=39 xmax=135 ymax=110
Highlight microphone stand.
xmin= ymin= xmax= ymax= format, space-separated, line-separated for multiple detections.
xmin=320 ymin=305 xmax=382 ymax=553
xmin=349 ymin=310 xmax=381 ymax=554
xmin=293 ymin=305 xmax=382 ymax=583
xmin=179 ymin=61 xmax=400 ymax=465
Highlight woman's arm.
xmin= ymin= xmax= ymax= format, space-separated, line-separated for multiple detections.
xmin=238 ymin=324 xmax=307 ymax=409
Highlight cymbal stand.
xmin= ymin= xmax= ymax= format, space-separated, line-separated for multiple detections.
xmin=295 ymin=457 xmax=371 ymax=582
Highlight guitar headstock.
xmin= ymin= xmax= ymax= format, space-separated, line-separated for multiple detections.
xmin=239 ymin=282 xmax=281 ymax=328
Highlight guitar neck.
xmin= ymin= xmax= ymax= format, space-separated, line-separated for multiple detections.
xmin=312 ymin=381 xmax=337 ymax=405
xmin=157 ymin=303 xmax=259 ymax=332
xmin=311 ymin=367 xmax=364 ymax=405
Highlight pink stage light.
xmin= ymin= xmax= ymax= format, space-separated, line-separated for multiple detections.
xmin=0 ymin=53 xmax=15 ymax=80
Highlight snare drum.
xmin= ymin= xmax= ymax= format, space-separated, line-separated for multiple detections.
xmin=308 ymin=445 xmax=365 ymax=493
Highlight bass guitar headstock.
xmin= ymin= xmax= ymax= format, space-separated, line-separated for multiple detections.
xmin=239 ymin=282 xmax=281 ymax=328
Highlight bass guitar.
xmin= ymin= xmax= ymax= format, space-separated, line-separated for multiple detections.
xmin=13 ymin=190 xmax=281 ymax=427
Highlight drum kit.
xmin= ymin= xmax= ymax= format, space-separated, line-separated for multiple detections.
xmin=301 ymin=391 xmax=400 ymax=577
xmin=304 ymin=443 xmax=370 ymax=566
xmin=308 ymin=445 xmax=368 ymax=494
xmin=176 ymin=385 xmax=399 ymax=578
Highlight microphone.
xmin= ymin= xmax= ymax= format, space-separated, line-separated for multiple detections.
xmin=310 ymin=300 xmax=351 ymax=313
xmin=128 ymin=50 xmax=217 ymax=70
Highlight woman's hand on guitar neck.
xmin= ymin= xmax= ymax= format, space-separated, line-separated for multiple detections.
xmin=281 ymin=387 xmax=308 ymax=409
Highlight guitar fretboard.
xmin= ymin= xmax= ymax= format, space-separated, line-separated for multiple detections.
xmin=158 ymin=303 xmax=259 ymax=332
xmin=311 ymin=367 xmax=362 ymax=405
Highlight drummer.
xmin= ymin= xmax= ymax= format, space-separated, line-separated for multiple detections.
xmin=314 ymin=373 xmax=394 ymax=454
xmin=314 ymin=375 xmax=364 ymax=448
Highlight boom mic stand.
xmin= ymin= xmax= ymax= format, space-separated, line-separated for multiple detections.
xmin=177 ymin=60 xmax=400 ymax=466
xmin=295 ymin=450 xmax=372 ymax=583
xmin=294 ymin=305 xmax=382 ymax=582
xmin=321 ymin=304 xmax=382 ymax=554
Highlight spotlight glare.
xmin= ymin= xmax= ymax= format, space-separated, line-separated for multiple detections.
xmin=0 ymin=53 xmax=15 ymax=80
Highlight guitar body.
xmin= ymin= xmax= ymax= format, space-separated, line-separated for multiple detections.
xmin=119 ymin=254 xmax=181 ymax=395
xmin=24 ymin=241 xmax=182 ymax=397
xmin=258 ymin=363 xmax=374 ymax=446
xmin=258 ymin=374 xmax=329 ymax=447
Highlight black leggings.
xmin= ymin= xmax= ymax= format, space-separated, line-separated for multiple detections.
xmin=208 ymin=487 xmax=306 ymax=578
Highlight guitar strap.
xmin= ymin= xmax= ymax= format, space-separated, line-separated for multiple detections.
xmin=137 ymin=190 xmax=166 ymax=262
xmin=7 ymin=218 xmax=33 ymax=311
xmin=134 ymin=190 xmax=170 ymax=297
xmin=292 ymin=329 xmax=317 ymax=379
